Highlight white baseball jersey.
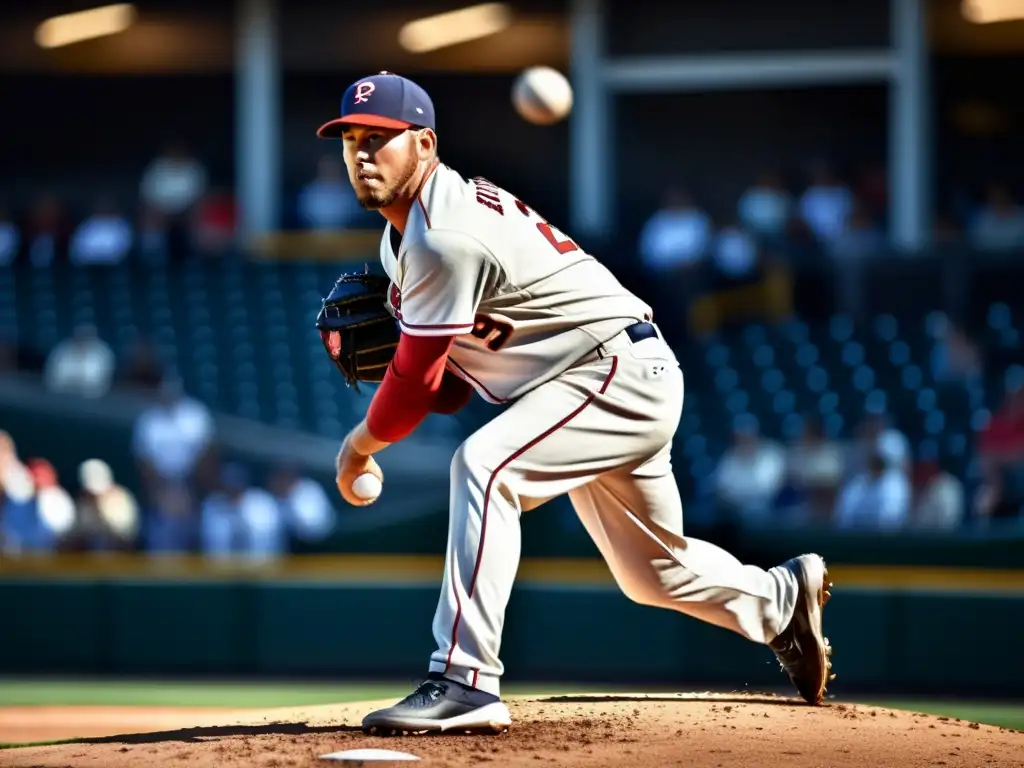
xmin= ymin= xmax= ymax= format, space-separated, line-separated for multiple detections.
xmin=380 ymin=163 xmax=652 ymax=403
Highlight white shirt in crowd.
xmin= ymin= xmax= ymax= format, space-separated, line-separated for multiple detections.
xmin=69 ymin=216 xmax=133 ymax=265
xmin=44 ymin=338 xmax=116 ymax=400
xmin=798 ymin=184 xmax=854 ymax=243
xmin=714 ymin=226 xmax=758 ymax=277
xmin=911 ymin=473 xmax=965 ymax=530
xmin=132 ymin=397 xmax=214 ymax=481
xmin=201 ymin=488 xmax=286 ymax=560
xmin=140 ymin=157 xmax=208 ymax=216
xmin=278 ymin=477 xmax=336 ymax=542
xmin=737 ymin=187 xmax=792 ymax=235
xmin=638 ymin=208 xmax=712 ymax=271
xmin=835 ymin=469 xmax=911 ymax=530
xmin=715 ymin=440 xmax=787 ymax=518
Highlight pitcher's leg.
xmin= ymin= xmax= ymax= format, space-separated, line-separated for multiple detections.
xmin=429 ymin=358 xmax=624 ymax=697
xmin=570 ymin=454 xmax=834 ymax=702
xmin=427 ymin=438 xmax=521 ymax=696
xmin=569 ymin=457 xmax=798 ymax=644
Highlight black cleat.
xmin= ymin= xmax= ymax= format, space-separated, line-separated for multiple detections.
xmin=769 ymin=554 xmax=835 ymax=705
xmin=361 ymin=673 xmax=512 ymax=735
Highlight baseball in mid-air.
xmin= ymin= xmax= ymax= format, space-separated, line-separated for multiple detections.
xmin=352 ymin=472 xmax=382 ymax=501
xmin=512 ymin=66 xmax=574 ymax=125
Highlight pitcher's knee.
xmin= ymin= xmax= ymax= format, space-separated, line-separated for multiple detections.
xmin=616 ymin=561 xmax=678 ymax=607
xmin=450 ymin=435 xmax=497 ymax=485
xmin=617 ymin=575 xmax=670 ymax=607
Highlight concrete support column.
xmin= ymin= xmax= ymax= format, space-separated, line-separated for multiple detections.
xmin=236 ymin=0 xmax=281 ymax=241
xmin=889 ymin=0 xmax=930 ymax=251
xmin=568 ymin=0 xmax=611 ymax=243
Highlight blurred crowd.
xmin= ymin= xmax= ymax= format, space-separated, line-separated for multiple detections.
xmin=638 ymin=162 xmax=1024 ymax=332
xmin=0 ymin=418 xmax=336 ymax=560
xmin=1 ymin=139 xmax=1023 ymax=553
xmin=0 ymin=330 xmax=339 ymax=560
xmin=0 ymin=140 xmax=377 ymax=267
xmin=711 ymin=378 xmax=1024 ymax=532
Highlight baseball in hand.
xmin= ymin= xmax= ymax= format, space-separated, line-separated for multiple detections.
xmin=352 ymin=472 xmax=383 ymax=501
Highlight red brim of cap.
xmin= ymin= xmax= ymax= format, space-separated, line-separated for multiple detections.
xmin=316 ymin=114 xmax=414 ymax=137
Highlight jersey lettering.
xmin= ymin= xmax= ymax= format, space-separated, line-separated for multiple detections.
xmin=472 ymin=178 xmax=580 ymax=256
xmin=471 ymin=314 xmax=514 ymax=351
xmin=514 ymin=199 xmax=580 ymax=255
xmin=472 ymin=177 xmax=504 ymax=215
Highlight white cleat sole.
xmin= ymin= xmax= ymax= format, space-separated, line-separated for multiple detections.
xmin=363 ymin=701 xmax=512 ymax=735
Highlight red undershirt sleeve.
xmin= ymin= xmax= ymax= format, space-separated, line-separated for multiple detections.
xmin=365 ymin=332 xmax=463 ymax=443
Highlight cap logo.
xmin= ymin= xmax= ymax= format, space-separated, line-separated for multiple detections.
xmin=353 ymin=81 xmax=375 ymax=104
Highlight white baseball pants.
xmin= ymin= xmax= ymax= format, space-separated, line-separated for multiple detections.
xmin=428 ymin=331 xmax=800 ymax=696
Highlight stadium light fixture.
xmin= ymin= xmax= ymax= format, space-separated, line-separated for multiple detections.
xmin=961 ymin=0 xmax=1024 ymax=23
xmin=398 ymin=3 xmax=513 ymax=54
xmin=35 ymin=3 xmax=137 ymax=49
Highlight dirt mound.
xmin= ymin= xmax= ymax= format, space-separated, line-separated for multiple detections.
xmin=1 ymin=692 xmax=1021 ymax=768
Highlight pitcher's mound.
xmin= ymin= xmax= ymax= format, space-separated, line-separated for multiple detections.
xmin=1 ymin=692 xmax=1021 ymax=767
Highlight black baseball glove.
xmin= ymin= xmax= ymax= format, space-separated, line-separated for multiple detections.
xmin=315 ymin=267 xmax=400 ymax=392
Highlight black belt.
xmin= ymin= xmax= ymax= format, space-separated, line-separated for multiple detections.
xmin=624 ymin=321 xmax=657 ymax=344
xmin=580 ymin=321 xmax=660 ymax=364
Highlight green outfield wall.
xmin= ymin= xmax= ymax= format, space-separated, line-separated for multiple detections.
xmin=2 ymin=555 xmax=1022 ymax=696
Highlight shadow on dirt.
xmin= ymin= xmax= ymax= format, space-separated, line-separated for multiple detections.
xmin=536 ymin=693 xmax=816 ymax=708
xmin=75 ymin=722 xmax=362 ymax=745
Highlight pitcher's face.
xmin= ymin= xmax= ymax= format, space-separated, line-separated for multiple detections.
xmin=341 ymin=126 xmax=421 ymax=210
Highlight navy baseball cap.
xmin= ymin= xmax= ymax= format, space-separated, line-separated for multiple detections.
xmin=317 ymin=71 xmax=435 ymax=138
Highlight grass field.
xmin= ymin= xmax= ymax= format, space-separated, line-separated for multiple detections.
xmin=0 ymin=679 xmax=1022 ymax=732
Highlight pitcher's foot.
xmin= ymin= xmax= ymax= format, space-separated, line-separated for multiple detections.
xmin=361 ymin=673 xmax=511 ymax=735
xmin=769 ymin=554 xmax=834 ymax=705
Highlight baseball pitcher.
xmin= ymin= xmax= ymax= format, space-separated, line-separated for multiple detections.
xmin=315 ymin=72 xmax=834 ymax=735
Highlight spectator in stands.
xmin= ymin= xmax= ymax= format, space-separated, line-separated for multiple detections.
xmin=140 ymin=140 xmax=208 ymax=259
xmin=639 ymin=186 xmax=712 ymax=332
xmin=910 ymin=453 xmax=965 ymax=530
xmin=783 ymin=415 xmax=844 ymax=523
xmin=737 ymin=171 xmax=793 ymax=241
xmin=834 ymin=432 xmax=911 ymax=530
xmin=24 ymin=458 xmax=77 ymax=547
xmin=828 ymin=201 xmax=885 ymax=319
xmin=711 ymin=218 xmax=760 ymax=283
xmin=24 ymin=195 xmax=67 ymax=267
xmin=65 ymin=459 xmax=140 ymax=551
xmin=0 ymin=432 xmax=45 ymax=553
xmin=968 ymin=184 xmax=1024 ymax=251
xmin=193 ymin=187 xmax=237 ymax=256
xmin=930 ymin=318 xmax=982 ymax=386
xmin=713 ymin=414 xmax=786 ymax=523
xmin=830 ymin=201 xmax=885 ymax=260
xmin=267 ymin=462 xmax=337 ymax=544
xmin=978 ymin=381 xmax=1024 ymax=464
xmin=639 ymin=186 xmax=712 ymax=274
xmin=43 ymin=324 xmax=116 ymax=400
xmin=975 ymin=380 xmax=1024 ymax=525
xmin=847 ymin=408 xmax=911 ymax=480
xmin=0 ymin=206 xmax=20 ymax=266
xmin=297 ymin=155 xmax=370 ymax=231
xmin=200 ymin=462 xmax=287 ymax=561
xmin=132 ymin=376 xmax=217 ymax=552
xmin=797 ymin=163 xmax=854 ymax=246
xmin=118 ymin=337 xmax=165 ymax=394
xmin=68 ymin=198 xmax=133 ymax=266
